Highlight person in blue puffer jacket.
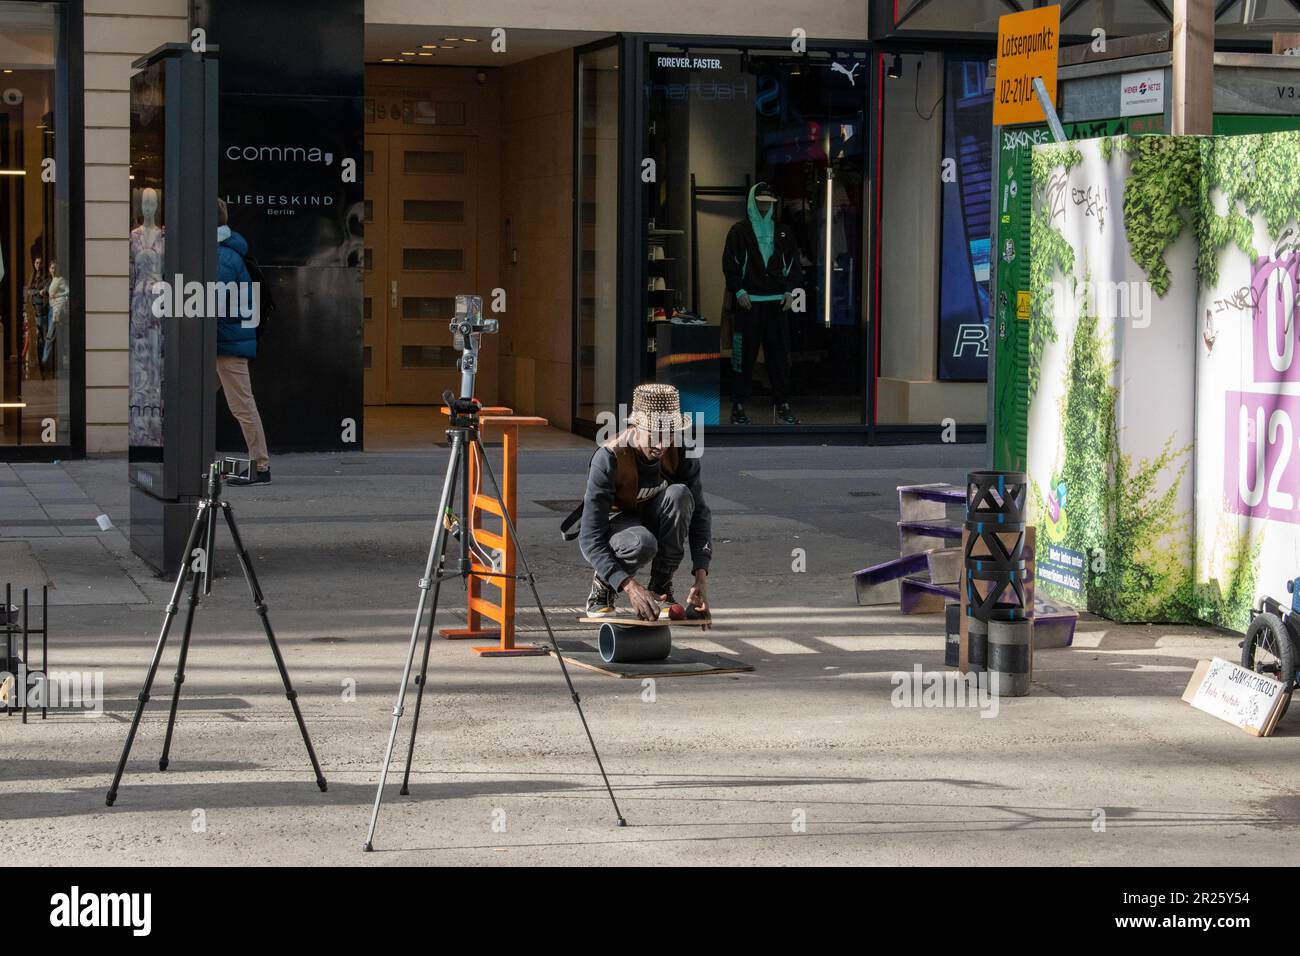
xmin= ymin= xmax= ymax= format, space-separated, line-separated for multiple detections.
xmin=216 ymin=198 xmax=271 ymax=484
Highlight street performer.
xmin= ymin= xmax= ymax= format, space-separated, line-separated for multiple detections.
xmin=571 ymin=384 xmax=712 ymax=620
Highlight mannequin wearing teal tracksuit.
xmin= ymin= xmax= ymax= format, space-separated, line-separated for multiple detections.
xmin=722 ymin=182 xmax=802 ymax=425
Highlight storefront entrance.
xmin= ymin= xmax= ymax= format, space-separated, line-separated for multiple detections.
xmin=632 ymin=40 xmax=870 ymax=430
xmin=0 ymin=0 xmax=77 ymax=455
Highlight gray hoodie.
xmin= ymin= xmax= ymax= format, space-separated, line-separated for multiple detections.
xmin=578 ymin=448 xmax=712 ymax=592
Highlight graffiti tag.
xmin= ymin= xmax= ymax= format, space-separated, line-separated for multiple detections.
xmin=1070 ymin=184 xmax=1108 ymax=231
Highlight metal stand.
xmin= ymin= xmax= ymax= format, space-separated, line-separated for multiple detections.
xmin=363 ymin=395 xmax=626 ymax=852
xmin=106 ymin=462 xmax=328 ymax=806
xmin=2 ymin=584 xmax=48 ymax=723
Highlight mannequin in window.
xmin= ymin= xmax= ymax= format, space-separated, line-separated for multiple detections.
xmin=45 ymin=259 xmax=69 ymax=375
xmin=722 ymin=182 xmax=803 ymax=425
xmin=129 ymin=187 xmax=165 ymax=447
xmin=24 ymin=256 xmax=48 ymax=380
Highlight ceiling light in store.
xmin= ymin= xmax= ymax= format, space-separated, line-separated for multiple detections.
xmin=439 ymin=45 xmax=455 ymax=49
xmin=381 ymin=57 xmax=395 ymax=62
xmin=1 ymin=69 xmax=11 ymax=74
xmin=421 ymin=44 xmax=438 ymax=49
xmin=887 ymin=54 xmax=902 ymax=79
xmin=460 ymin=38 xmax=478 ymax=43
xmin=418 ymin=52 xmax=433 ymax=56
xmin=401 ymin=51 xmax=417 ymax=56
xmin=0 ymin=170 xmax=27 ymax=176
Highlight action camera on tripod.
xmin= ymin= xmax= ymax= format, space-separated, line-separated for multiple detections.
xmin=449 ymin=294 xmax=497 ymax=395
xmin=444 ymin=295 xmax=497 ymax=427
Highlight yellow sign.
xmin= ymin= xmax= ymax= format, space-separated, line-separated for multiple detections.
xmin=1016 ymin=291 xmax=1031 ymax=320
xmin=993 ymin=5 xmax=1060 ymax=126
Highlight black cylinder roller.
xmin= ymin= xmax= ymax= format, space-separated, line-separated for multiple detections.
xmin=598 ymin=622 xmax=672 ymax=663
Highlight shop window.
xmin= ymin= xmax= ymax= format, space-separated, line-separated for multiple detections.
xmin=642 ymin=45 xmax=867 ymax=425
xmin=575 ymin=42 xmax=620 ymax=426
xmin=877 ymin=51 xmax=990 ymax=427
xmin=1 ymin=1 xmax=70 ymax=449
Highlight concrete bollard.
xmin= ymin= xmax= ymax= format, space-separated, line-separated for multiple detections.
xmin=988 ymin=619 xmax=1032 ymax=696
xmin=967 ymin=615 xmax=988 ymax=672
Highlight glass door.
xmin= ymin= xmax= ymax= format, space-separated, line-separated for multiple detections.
xmin=574 ymin=41 xmax=620 ymax=430
xmin=1 ymin=1 xmax=71 ymax=450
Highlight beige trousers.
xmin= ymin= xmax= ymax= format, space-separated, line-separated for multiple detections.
xmin=216 ymin=355 xmax=270 ymax=471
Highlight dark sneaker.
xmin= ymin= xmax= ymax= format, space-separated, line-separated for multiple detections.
xmin=730 ymin=402 xmax=750 ymax=425
xmin=775 ymin=403 xmax=801 ymax=425
xmin=586 ymin=574 xmax=617 ymax=617
xmin=228 ymin=468 xmax=271 ymax=486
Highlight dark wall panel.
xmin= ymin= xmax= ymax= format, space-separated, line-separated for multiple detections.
xmin=192 ymin=0 xmax=364 ymax=454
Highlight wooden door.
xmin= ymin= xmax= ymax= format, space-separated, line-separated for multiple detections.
xmin=383 ymin=134 xmax=478 ymax=404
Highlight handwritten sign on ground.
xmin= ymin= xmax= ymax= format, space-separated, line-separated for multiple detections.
xmin=994 ymin=5 xmax=1060 ymax=126
xmin=1182 ymin=657 xmax=1290 ymax=737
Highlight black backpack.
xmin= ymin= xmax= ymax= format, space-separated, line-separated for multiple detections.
xmin=239 ymin=251 xmax=277 ymax=338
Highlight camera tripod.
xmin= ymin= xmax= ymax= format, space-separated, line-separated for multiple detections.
xmin=106 ymin=461 xmax=328 ymax=806
xmin=364 ymin=298 xmax=624 ymax=850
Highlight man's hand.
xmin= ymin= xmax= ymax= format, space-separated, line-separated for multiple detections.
xmin=622 ymin=579 xmax=661 ymax=622
xmin=687 ymin=569 xmax=709 ymax=616
xmin=736 ymin=291 xmax=752 ymax=310
xmin=781 ymin=292 xmax=793 ymax=312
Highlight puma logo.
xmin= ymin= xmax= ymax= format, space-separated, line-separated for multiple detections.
xmin=832 ymin=61 xmax=860 ymax=85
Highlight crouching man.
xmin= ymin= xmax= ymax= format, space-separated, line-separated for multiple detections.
xmin=577 ymin=384 xmax=712 ymax=620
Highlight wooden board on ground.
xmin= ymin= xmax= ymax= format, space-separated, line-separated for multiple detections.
xmin=550 ymin=640 xmax=751 ymax=678
xmin=577 ymin=615 xmax=713 ymax=628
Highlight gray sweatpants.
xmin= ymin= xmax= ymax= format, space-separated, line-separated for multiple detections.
xmin=605 ymin=484 xmax=694 ymax=586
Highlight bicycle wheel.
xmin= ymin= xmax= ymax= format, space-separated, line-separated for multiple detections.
xmin=1242 ymin=611 xmax=1296 ymax=720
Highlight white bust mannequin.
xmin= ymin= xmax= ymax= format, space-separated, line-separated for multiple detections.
xmin=139 ymin=187 xmax=160 ymax=240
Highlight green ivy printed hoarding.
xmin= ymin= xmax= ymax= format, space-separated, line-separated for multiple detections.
xmin=1027 ymin=132 xmax=1300 ymax=630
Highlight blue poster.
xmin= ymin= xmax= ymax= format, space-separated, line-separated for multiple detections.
xmin=937 ymin=57 xmax=992 ymax=381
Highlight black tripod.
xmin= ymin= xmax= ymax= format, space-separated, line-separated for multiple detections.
xmin=363 ymin=389 xmax=625 ymax=851
xmin=106 ymin=462 xmax=328 ymax=806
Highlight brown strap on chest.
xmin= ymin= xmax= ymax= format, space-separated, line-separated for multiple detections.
xmin=604 ymin=428 xmax=679 ymax=512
